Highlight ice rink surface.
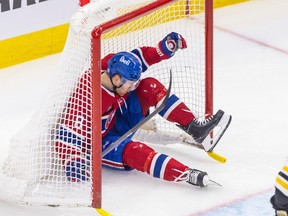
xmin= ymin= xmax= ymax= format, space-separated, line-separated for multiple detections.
xmin=1 ymin=0 xmax=288 ymax=215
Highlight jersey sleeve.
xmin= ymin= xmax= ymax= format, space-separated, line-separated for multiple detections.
xmin=101 ymin=46 xmax=163 ymax=73
xmin=55 ymin=70 xmax=92 ymax=162
xmin=131 ymin=46 xmax=163 ymax=72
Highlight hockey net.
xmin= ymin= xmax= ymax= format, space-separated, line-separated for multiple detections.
xmin=0 ymin=0 xmax=213 ymax=208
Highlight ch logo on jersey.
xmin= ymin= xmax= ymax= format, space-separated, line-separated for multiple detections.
xmin=102 ymin=110 xmax=116 ymax=134
xmin=117 ymin=97 xmax=125 ymax=105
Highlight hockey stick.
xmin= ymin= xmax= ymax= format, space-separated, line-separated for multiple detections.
xmin=96 ymin=208 xmax=112 ymax=216
xmin=180 ymin=138 xmax=227 ymax=163
xmin=102 ymin=69 xmax=173 ymax=157
xmin=134 ymin=127 xmax=227 ymax=163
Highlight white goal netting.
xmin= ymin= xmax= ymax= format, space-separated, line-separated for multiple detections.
xmin=0 ymin=0 xmax=211 ymax=207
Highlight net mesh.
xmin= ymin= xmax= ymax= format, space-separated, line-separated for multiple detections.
xmin=0 ymin=0 xmax=209 ymax=206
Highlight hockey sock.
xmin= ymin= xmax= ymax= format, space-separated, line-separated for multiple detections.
xmin=135 ymin=77 xmax=194 ymax=126
xmin=122 ymin=141 xmax=188 ymax=181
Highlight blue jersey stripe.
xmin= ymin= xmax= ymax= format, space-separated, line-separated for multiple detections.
xmin=159 ymin=94 xmax=179 ymax=117
xmin=153 ymin=154 xmax=168 ymax=178
xmin=56 ymin=126 xmax=84 ymax=148
xmin=131 ymin=49 xmax=148 ymax=72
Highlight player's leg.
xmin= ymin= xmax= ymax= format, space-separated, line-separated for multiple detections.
xmin=123 ymin=141 xmax=217 ymax=187
xmin=271 ymin=160 xmax=288 ymax=216
xmin=271 ymin=190 xmax=288 ymax=216
xmin=135 ymin=77 xmax=232 ymax=151
xmin=102 ymin=133 xmax=210 ymax=187
xmin=103 ymin=84 xmax=216 ymax=187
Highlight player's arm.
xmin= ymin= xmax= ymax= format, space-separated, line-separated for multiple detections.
xmin=55 ymin=131 xmax=90 ymax=182
xmin=271 ymin=160 xmax=288 ymax=215
xmin=100 ymin=32 xmax=187 ymax=72
xmin=55 ymin=72 xmax=91 ymax=182
xmin=131 ymin=32 xmax=187 ymax=72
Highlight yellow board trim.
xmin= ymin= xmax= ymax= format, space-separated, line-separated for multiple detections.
xmin=0 ymin=0 xmax=248 ymax=69
xmin=0 ymin=24 xmax=69 ymax=69
xmin=214 ymin=0 xmax=249 ymax=8
xmin=106 ymin=0 xmax=187 ymax=38
xmin=104 ymin=0 xmax=248 ymax=39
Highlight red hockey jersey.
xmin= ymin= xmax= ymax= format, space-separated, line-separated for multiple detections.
xmin=55 ymin=46 xmax=164 ymax=158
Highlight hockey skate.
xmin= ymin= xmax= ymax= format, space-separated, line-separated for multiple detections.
xmin=276 ymin=211 xmax=288 ymax=216
xmin=177 ymin=109 xmax=232 ymax=152
xmin=175 ymin=168 xmax=221 ymax=187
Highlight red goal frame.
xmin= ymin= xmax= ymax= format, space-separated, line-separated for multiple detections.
xmin=84 ymin=0 xmax=214 ymax=208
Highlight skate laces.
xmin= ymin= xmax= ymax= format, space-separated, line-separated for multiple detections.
xmin=173 ymin=169 xmax=189 ymax=182
xmin=173 ymin=169 xmax=213 ymax=187
xmin=194 ymin=114 xmax=214 ymax=126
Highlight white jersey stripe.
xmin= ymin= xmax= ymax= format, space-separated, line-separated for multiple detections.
xmin=161 ymin=99 xmax=182 ymax=119
xmin=160 ymin=157 xmax=171 ymax=179
xmin=149 ymin=153 xmax=160 ymax=176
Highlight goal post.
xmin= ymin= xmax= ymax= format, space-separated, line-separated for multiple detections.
xmin=205 ymin=0 xmax=214 ymax=117
xmin=90 ymin=0 xmax=191 ymax=208
xmin=92 ymin=0 xmax=213 ymax=206
xmin=0 ymin=0 xmax=214 ymax=209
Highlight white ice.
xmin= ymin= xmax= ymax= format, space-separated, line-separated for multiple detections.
xmin=1 ymin=0 xmax=288 ymax=215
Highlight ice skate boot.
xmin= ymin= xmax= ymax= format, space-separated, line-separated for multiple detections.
xmin=177 ymin=109 xmax=232 ymax=152
xmin=271 ymin=194 xmax=288 ymax=216
xmin=175 ymin=169 xmax=221 ymax=187
xmin=276 ymin=211 xmax=288 ymax=216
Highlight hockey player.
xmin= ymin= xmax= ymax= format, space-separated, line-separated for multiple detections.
xmin=56 ymin=32 xmax=232 ymax=187
xmin=271 ymin=158 xmax=288 ymax=216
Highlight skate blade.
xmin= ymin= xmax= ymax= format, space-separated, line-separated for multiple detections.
xmin=203 ymin=176 xmax=222 ymax=187
xmin=202 ymin=114 xmax=232 ymax=152
xmin=208 ymin=179 xmax=222 ymax=187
